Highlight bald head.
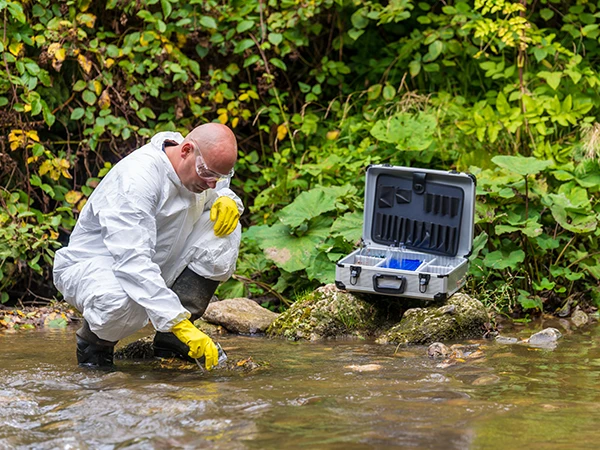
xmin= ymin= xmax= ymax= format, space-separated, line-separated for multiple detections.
xmin=184 ymin=123 xmax=237 ymax=175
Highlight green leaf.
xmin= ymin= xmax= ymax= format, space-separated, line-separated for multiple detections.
xmin=73 ymin=80 xmax=87 ymax=91
xmin=269 ymin=58 xmax=287 ymax=71
xmin=255 ymin=216 xmax=332 ymax=272
xmin=279 ymin=187 xmax=338 ymax=228
xmin=160 ymin=0 xmax=172 ymax=18
xmin=483 ymin=249 xmax=525 ymax=270
xmin=234 ymin=39 xmax=255 ymax=54
xmin=383 ymin=84 xmax=396 ymax=101
xmin=492 ymin=155 xmax=552 ymax=177
xmin=367 ymin=84 xmax=382 ymax=100
xmin=47 ymin=317 xmax=68 ymax=328
xmin=236 ymin=20 xmax=254 ymax=33
xmin=351 ymin=9 xmax=369 ymax=29
xmin=409 ymin=60 xmax=421 ymax=77
xmin=331 ymin=211 xmax=363 ymax=244
xmin=243 ymin=54 xmax=260 ymax=68
xmin=540 ymin=8 xmax=554 ymax=20
xmin=348 ymin=29 xmax=364 ymax=40
xmin=427 ymin=40 xmax=443 ymax=61
xmin=370 ymin=112 xmax=437 ymax=151
xmin=517 ymin=292 xmax=543 ymax=310
xmin=538 ymin=71 xmax=562 ymax=90
xmin=268 ymin=33 xmax=283 ymax=46
xmin=200 ymin=15 xmax=217 ymax=29
xmin=82 ymin=90 xmax=97 ymax=105
xmin=306 ymin=251 xmax=335 ymax=284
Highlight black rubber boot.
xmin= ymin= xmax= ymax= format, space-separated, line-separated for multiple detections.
xmin=76 ymin=320 xmax=117 ymax=369
xmin=153 ymin=268 xmax=219 ymax=361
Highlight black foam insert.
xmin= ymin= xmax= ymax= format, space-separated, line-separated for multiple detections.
xmin=372 ymin=173 xmax=465 ymax=256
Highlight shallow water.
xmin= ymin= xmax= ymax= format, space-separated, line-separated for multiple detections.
xmin=1 ymin=321 xmax=600 ymax=449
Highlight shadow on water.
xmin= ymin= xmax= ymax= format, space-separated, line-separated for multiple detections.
xmin=2 ymin=321 xmax=600 ymax=449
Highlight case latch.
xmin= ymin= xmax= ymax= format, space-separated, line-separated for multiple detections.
xmin=349 ymin=265 xmax=362 ymax=285
xmin=412 ymin=172 xmax=427 ymax=195
xmin=419 ymin=273 xmax=431 ymax=293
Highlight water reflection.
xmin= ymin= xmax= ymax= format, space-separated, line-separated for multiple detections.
xmin=1 ymin=323 xmax=600 ymax=449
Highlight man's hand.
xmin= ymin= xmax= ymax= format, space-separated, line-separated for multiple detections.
xmin=210 ymin=196 xmax=240 ymax=237
xmin=171 ymin=319 xmax=218 ymax=370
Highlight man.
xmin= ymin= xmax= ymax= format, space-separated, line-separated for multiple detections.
xmin=53 ymin=123 xmax=243 ymax=370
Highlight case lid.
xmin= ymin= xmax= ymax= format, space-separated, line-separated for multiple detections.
xmin=362 ymin=165 xmax=476 ymax=258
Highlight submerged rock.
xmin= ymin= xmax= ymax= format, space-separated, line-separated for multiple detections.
xmin=377 ymin=293 xmax=489 ymax=346
xmin=115 ymin=336 xmax=154 ymax=360
xmin=495 ymin=335 xmax=519 ymax=345
xmin=527 ymin=327 xmax=562 ymax=347
xmin=570 ymin=308 xmax=589 ymax=328
xmin=267 ymin=284 xmax=383 ymax=340
xmin=203 ymin=298 xmax=279 ymax=334
xmin=427 ymin=342 xmax=451 ymax=359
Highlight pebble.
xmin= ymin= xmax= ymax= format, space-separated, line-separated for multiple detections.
xmin=345 ymin=364 xmax=383 ymax=372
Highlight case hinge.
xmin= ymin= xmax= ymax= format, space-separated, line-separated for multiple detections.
xmin=412 ymin=172 xmax=427 ymax=195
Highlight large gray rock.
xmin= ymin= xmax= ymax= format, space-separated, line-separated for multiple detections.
xmin=202 ymin=298 xmax=279 ymax=334
xmin=376 ymin=292 xmax=489 ymax=345
xmin=267 ymin=284 xmax=383 ymax=340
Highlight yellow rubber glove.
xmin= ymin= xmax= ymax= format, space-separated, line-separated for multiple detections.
xmin=210 ymin=196 xmax=240 ymax=237
xmin=171 ymin=319 xmax=218 ymax=370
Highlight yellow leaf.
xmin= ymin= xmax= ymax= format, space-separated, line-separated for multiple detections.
xmin=239 ymin=93 xmax=249 ymax=101
xmin=23 ymin=104 xmax=32 ymax=112
xmin=231 ymin=117 xmax=239 ymax=128
xmin=9 ymin=130 xmax=26 ymax=150
xmin=59 ymin=159 xmax=70 ymax=169
xmin=54 ymin=48 xmax=66 ymax=62
xmin=78 ymin=13 xmax=96 ymax=28
xmin=93 ymin=80 xmax=102 ymax=96
xmin=214 ymin=91 xmax=224 ymax=104
xmin=27 ymin=156 xmax=39 ymax=164
xmin=9 ymin=42 xmax=23 ymax=57
xmin=277 ymin=124 xmax=287 ymax=141
xmin=77 ymin=54 xmax=92 ymax=74
xmin=26 ymin=130 xmax=40 ymax=142
xmin=326 ymin=130 xmax=340 ymax=140
xmin=61 ymin=169 xmax=72 ymax=179
xmin=176 ymin=33 xmax=187 ymax=47
xmin=98 ymin=90 xmax=111 ymax=109
xmin=49 ymin=230 xmax=59 ymax=240
xmin=218 ymin=113 xmax=228 ymax=124
xmin=164 ymin=43 xmax=173 ymax=54
xmin=65 ymin=190 xmax=83 ymax=205
xmin=105 ymin=58 xmax=115 ymax=68
xmin=77 ymin=198 xmax=87 ymax=211
xmin=47 ymin=43 xmax=61 ymax=57
xmin=39 ymin=160 xmax=52 ymax=176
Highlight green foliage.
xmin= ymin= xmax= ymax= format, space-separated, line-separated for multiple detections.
xmin=2 ymin=0 xmax=600 ymax=315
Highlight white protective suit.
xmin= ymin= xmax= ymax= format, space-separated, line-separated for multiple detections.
xmin=53 ymin=132 xmax=243 ymax=342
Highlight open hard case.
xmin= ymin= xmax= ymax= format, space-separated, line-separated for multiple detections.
xmin=335 ymin=165 xmax=476 ymax=301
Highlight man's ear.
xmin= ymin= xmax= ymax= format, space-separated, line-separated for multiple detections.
xmin=181 ymin=142 xmax=194 ymax=158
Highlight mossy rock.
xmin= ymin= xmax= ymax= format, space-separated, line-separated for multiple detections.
xmin=377 ymin=292 xmax=489 ymax=345
xmin=267 ymin=284 xmax=384 ymax=340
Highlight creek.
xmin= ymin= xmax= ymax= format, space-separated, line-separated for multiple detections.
xmin=1 ymin=321 xmax=600 ymax=449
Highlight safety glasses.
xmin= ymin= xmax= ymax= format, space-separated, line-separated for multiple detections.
xmin=194 ymin=147 xmax=234 ymax=182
